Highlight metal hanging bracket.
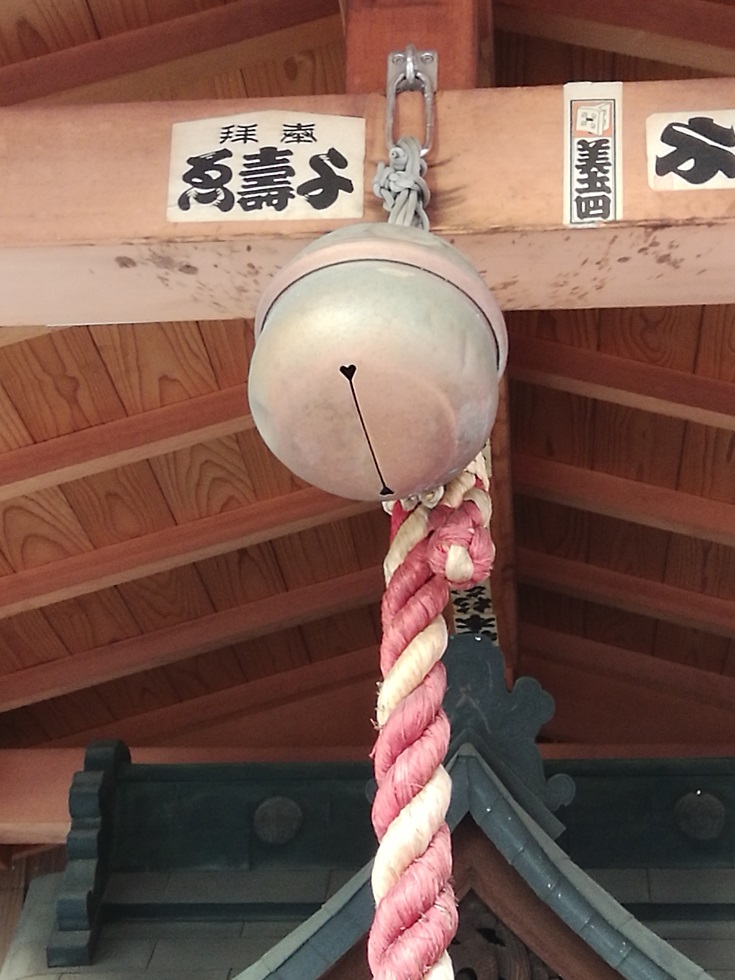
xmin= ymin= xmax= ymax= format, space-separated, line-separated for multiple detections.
xmin=385 ymin=44 xmax=437 ymax=156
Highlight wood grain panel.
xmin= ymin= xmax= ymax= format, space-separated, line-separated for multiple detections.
xmin=0 ymin=381 xmax=32 ymax=452
xmin=697 ymin=306 xmax=735 ymax=381
xmin=117 ymin=566 xmax=215 ymax=632
xmin=60 ymin=462 xmax=175 ymax=546
xmin=272 ymin=518 xmax=362 ymax=589
xmin=42 ymin=590 xmax=142 ymax=654
xmin=0 ymin=488 xmax=93 ymax=570
xmin=505 ymin=308 xmax=599 ymax=347
xmin=198 ymin=319 xmax=252 ymax=388
xmin=597 ymin=306 xmax=701 ymax=370
xmin=513 ymin=496 xmax=590 ymax=562
xmin=300 ymin=605 xmax=381 ymax=662
xmin=509 ymin=385 xmax=595 ymax=466
xmin=242 ymin=40 xmax=345 ymax=97
xmin=236 ymin=428 xmax=306 ymax=498
xmin=677 ymin=425 xmax=735 ymax=503
xmin=653 ymin=621 xmax=731 ymax=674
xmin=194 ymin=542 xmax=287 ymax=608
xmin=0 ymin=0 xmax=97 ymax=66
xmin=662 ymin=537 xmax=735 ymax=600
xmin=150 ymin=436 xmax=257 ymax=520
xmin=0 ymin=330 xmax=126 ymax=439
xmin=90 ymin=322 xmax=219 ymax=413
xmin=591 ymin=402 xmax=687 ymax=485
xmin=231 ymin=629 xmax=312 ymax=682
xmin=0 ymin=610 xmax=68 ymax=672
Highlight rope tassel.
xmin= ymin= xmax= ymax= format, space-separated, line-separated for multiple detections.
xmin=369 ymin=454 xmax=495 ymax=979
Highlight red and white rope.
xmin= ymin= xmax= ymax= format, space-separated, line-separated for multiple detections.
xmin=368 ymin=453 xmax=495 ymax=979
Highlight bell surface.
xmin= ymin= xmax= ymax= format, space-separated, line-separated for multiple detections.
xmin=249 ymin=223 xmax=508 ymax=501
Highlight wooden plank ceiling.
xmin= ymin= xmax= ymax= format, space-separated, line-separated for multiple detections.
xmin=0 ymin=0 xmax=734 ymax=773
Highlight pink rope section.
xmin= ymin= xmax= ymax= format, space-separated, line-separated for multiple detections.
xmin=368 ymin=459 xmax=495 ymax=980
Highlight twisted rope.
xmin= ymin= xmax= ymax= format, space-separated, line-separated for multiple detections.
xmin=372 ymin=136 xmax=431 ymax=230
xmin=369 ymin=453 xmax=495 ymax=980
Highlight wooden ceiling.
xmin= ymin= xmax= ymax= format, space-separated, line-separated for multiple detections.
xmin=1 ymin=0 xmax=735 ymax=844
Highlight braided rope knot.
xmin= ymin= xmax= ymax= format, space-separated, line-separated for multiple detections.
xmin=428 ymin=510 xmax=495 ymax=588
xmin=372 ymin=136 xmax=430 ymax=229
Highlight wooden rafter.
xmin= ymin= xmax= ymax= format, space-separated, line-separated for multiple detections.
xmin=521 ymin=625 xmax=735 ymax=743
xmin=0 ymin=489 xmax=374 ymax=619
xmin=513 ymin=454 xmax=735 ymax=549
xmin=0 ymin=384 xmax=252 ymax=502
xmin=0 ymin=0 xmax=341 ymax=106
xmin=517 ymin=549 xmax=735 ymax=638
xmin=0 ymin=567 xmax=383 ymax=711
xmin=495 ymin=0 xmax=735 ymax=75
xmin=510 ymin=336 xmax=735 ymax=431
xmin=44 ymin=643 xmax=380 ymax=749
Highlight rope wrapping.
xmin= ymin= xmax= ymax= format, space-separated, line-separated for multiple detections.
xmin=369 ymin=455 xmax=495 ymax=980
xmin=372 ymin=136 xmax=431 ymax=230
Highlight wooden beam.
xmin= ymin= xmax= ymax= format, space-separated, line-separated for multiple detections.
xmin=0 ymin=737 xmax=375 ymax=844
xmin=45 ymin=644 xmax=379 ymax=748
xmin=509 ymin=336 xmax=735 ymax=432
xmin=345 ymin=0 xmax=478 ymax=94
xmin=513 ymin=454 xmax=735 ymax=549
xmin=0 ymin=488 xmax=374 ymax=620
xmin=520 ymin=624 xmax=735 ymax=743
xmin=0 ymin=0 xmax=340 ymax=106
xmin=495 ymin=0 xmax=735 ymax=76
xmin=0 ymin=384 xmax=253 ymax=502
xmin=516 ymin=548 xmax=735 ymax=638
xmin=8 ymin=78 xmax=735 ymax=323
xmin=490 ymin=379 xmax=519 ymax=668
xmin=0 ymin=568 xmax=383 ymax=711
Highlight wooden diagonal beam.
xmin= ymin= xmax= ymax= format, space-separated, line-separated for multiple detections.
xmin=495 ymin=0 xmax=735 ymax=76
xmin=0 ymin=384 xmax=252 ymax=502
xmin=513 ymin=454 xmax=735 ymax=549
xmin=0 ymin=0 xmax=340 ymax=106
xmin=0 ymin=488 xmax=374 ymax=620
xmin=516 ymin=548 xmax=735 ymax=638
xmin=520 ymin=624 xmax=735 ymax=743
xmin=45 ymin=644 xmax=379 ymax=748
xmin=509 ymin=336 xmax=735 ymax=431
xmin=0 ymin=568 xmax=383 ymax=711
xmin=7 ymin=78 xmax=735 ymax=324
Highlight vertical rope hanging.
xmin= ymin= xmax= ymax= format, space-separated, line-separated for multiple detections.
xmin=368 ymin=454 xmax=495 ymax=979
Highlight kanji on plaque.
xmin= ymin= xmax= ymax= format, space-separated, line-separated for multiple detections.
xmin=167 ymin=111 xmax=365 ymax=222
xmin=647 ymin=110 xmax=735 ymax=190
xmin=563 ymin=82 xmax=623 ymax=226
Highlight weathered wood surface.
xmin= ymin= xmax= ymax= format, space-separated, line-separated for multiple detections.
xmin=6 ymin=77 xmax=735 ymax=323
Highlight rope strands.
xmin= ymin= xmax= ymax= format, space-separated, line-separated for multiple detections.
xmin=369 ymin=454 xmax=496 ymax=979
xmin=372 ymin=136 xmax=431 ymax=230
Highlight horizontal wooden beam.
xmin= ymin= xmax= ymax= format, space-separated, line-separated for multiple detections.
xmin=509 ymin=336 xmax=735 ymax=431
xmin=0 ymin=568 xmax=383 ymax=711
xmin=0 ymin=738 xmax=374 ymax=844
xmin=513 ymin=454 xmax=735 ymax=548
xmin=0 ymin=487 xmax=374 ymax=619
xmin=516 ymin=548 xmax=735 ymax=638
xmin=1 ymin=0 xmax=340 ymax=106
xmin=520 ymin=624 xmax=735 ymax=743
xmin=496 ymin=0 xmax=735 ymax=75
xmin=7 ymin=77 xmax=735 ymax=323
xmin=0 ymin=384 xmax=252 ymax=502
